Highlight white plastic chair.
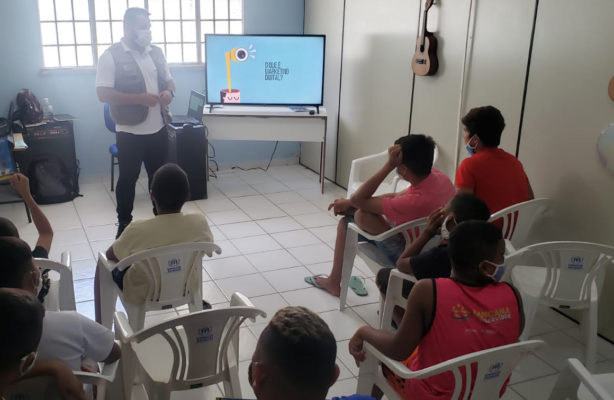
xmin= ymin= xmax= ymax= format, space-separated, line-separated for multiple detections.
xmin=357 ymin=268 xmax=544 ymax=399
xmin=549 ymin=358 xmax=614 ymax=400
xmin=505 ymin=241 xmax=614 ymax=371
xmin=115 ymin=292 xmax=265 ymax=400
xmin=346 ymin=146 xmax=439 ymax=197
xmin=98 ymin=242 xmax=221 ymax=331
xmin=4 ymin=358 xmax=119 ymax=400
xmin=488 ymin=198 xmax=553 ymax=252
xmin=35 ymin=251 xmax=76 ymax=311
xmin=339 ymin=217 xmax=434 ymax=311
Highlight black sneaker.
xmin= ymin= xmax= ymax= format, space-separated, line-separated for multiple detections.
xmin=202 ymin=300 xmax=213 ymax=310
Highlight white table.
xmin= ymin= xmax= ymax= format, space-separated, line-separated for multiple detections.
xmin=202 ymin=106 xmax=328 ymax=192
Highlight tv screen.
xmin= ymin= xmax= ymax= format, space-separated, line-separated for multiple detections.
xmin=205 ymin=34 xmax=325 ymax=106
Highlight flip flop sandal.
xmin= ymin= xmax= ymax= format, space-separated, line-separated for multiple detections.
xmin=304 ymin=274 xmax=328 ymax=290
xmin=349 ymin=276 xmax=368 ymax=296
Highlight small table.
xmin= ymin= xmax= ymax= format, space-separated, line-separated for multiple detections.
xmin=203 ymin=106 xmax=328 ymax=193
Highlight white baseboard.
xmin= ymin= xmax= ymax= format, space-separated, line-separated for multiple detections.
xmin=215 ymin=157 xmax=299 ymax=171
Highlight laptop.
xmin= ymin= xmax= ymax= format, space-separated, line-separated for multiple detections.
xmin=171 ymin=90 xmax=206 ymax=126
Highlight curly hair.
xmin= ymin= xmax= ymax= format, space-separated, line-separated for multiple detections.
xmin=260 ymin=306 xmax=337 ymax=396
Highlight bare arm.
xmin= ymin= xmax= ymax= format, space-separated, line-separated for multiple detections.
xmin=527 ymin=181 xmax=534 ymax=200
xmin=349 ymin=279 xmax=432 ymax=364
xmin=396 ymin=208 xmax=445 ymax=273
xmin=96 ymin=87 xmax=159 ymax=107
xmin=24 ymin=359 xmax=85 ymax=400
xmin=102 ymin=342 xmax=121 ymax=364
xmin=10 ymin=174 xmax=53 ymax=253
xmin=105 ymin=246 xmax=119 ymax=262
xmin=456 ymin=186 xmax=474 ymax=196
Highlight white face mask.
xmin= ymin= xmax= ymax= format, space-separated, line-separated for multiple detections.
xmin=134 ymin=29 xmax=152 ymax=48
xmin=440 ymin=215 xmax=456 ymax=240
xmin=484 ymin=260 xmax=506 ymax=282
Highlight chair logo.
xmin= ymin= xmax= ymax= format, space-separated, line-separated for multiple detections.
xmin=167 ymin=258 xmax=182 ymax=273
xmin=484 ymin=362 xmax=502 ymax=380
xmin=196 ymin=326 xmax=214 ymax=343
xmin=568 ymin=256 xmax=583 ymax=270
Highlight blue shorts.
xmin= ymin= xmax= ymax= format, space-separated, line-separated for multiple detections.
xmin=343 ymin=215 xmax=405 ymax=265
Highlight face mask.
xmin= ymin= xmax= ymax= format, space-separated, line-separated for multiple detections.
xmin=465 ymin=137 xmax=477 ymax=156
xmin=135 ymin=29 xmax=152 ymax=48
xmin=440 ymin=215 xmax=456 ymax=240
xmin=484 ymin=260 xmax=506 ymax=282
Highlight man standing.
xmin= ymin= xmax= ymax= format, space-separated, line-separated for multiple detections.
xmin=96 ymin=7 xmax=175 ymax=238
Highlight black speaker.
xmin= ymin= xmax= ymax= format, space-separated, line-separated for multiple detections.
xmin=175 ymin=124 xmax=207 ymax=200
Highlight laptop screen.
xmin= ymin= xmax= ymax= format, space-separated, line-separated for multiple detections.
xmin=187 ymin=91 xmax=206 ymax=119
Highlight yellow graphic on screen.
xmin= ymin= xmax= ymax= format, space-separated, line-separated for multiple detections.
xmin=221 ymin=45 xmax=256 ymax=103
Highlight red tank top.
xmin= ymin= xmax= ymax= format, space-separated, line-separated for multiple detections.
xmin=405 ymin=278 xmax=520 ymax=399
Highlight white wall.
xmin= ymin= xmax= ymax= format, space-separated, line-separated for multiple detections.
xmin=301 ymin=0 xmax=344 ymax=180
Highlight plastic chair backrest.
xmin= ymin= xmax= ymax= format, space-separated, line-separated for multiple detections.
xmin=34 ymin=252 xmax=76 ymax=311
xmin=103 ymin=103 xmax=116 ymax=133
xmin=507 ymin=241 xmax=614 ymax=308
xmin=549 ymin=358 xmax=614 ymax=400
xmin=115 ymin=242 xmax=220 ymax=308
xmin=127 ymin=297 xmax=265 ymax=391
xmin=489 ymin=198 xmax=553 ymax=249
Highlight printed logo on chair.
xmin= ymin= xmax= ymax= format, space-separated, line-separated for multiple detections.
xmin=196 ymin=326 xmax=214 ymax=343
xmin=567 ymin=256 xmax=584 ymax=270
xmin=483 ymin=362 xmax=502 ymax=380
xmin=167 ymin=258 xmax=182 ymax=273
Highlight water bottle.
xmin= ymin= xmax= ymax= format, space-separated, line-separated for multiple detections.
xmin=42 ymin=98 xmax=54 ymax=121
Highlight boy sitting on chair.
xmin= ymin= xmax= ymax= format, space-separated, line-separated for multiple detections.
xmin=0 ymin=238 xmax=121 ymax=372
xmin=94 ymin=163 xmax=213 ymax=323
xmin=305 ymin=134 xmax=455 ymax=297
xmin=349 ymin=221 xmax=524 ymax=399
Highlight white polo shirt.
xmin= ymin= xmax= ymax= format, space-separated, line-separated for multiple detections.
xmin=95 ymin=39 xmax=173 ymax=135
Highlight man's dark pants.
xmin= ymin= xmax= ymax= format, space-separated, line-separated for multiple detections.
xmin=116 ymin=127 xmax=168 ymax=225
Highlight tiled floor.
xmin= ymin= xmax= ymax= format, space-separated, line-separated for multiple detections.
xmin=3 ymin=164 xmax=614 ymax=399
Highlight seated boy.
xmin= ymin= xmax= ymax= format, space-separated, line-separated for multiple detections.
xmin=249 ymin=306 xmax=374 ymax=400
xmin=0 ymin=172 xmax=54 ymax=303
xmin=349 ymin=221 xmax=524 ymax=399
xmin=376 ymin=193 xmax=491 ymax=297
xmin=94 ymin=163 xmax=213 ymax=324
xmin=457 ymin=106 xmax=534 ymax=213
xmin=306 ymin=134 xmax=455 ymax=297
xmin=0 ymin=238 xmax=120 ymax=372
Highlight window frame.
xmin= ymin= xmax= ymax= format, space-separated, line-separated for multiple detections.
xmin=37 ymin=0 xmax=244 ymax=69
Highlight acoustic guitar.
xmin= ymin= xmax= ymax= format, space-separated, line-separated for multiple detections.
xmin=412 ymin=0 xmax=438 ymax=76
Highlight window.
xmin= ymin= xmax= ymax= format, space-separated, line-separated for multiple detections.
xmin=37 ymin=0 xmax=244 ymax=67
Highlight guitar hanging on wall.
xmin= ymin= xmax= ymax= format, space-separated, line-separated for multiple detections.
xmin=412 ymin=0 xmax=439 ymax=76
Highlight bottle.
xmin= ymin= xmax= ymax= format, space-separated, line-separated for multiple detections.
xmin=42 ymin=98 xmax=54 ymax=121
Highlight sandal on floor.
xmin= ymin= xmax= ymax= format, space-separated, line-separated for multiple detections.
xmin=349 ymin=276 xmax=368 ymax=296
xmin=304 ymin=274 xmax=328 ymax=290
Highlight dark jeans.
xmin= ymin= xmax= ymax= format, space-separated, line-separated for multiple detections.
xmin=116 ymin=127 xmax=168 ymax=224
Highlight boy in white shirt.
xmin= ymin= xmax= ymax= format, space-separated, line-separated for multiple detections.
xmin=0 ymin=237 xmax=120 ymax=371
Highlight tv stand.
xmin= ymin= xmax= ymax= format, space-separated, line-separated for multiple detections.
xmin=202 ymin=106 xmax=328 ymax=193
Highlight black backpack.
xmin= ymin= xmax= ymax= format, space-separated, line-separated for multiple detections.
xmin=15 ymin=89 xmax=44 ymax=125
xmin=28 ymin=153 xmax=79 ymax=204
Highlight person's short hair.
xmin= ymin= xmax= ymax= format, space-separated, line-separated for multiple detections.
xmin=448 ymin=221 xmax=502 ymax=273
xmin=150 ymin=163 xmax=190 ymax=212
xmin=0 ymin=237 xmax=34 ymax=289
xmin=449 ymin=193 xmax=491 ymax=223
xmin=394 ymin=134 xmax=435 ymax=177
xmin=0 ymin=288 xmax=44 ymax=372
xmin=259 ymin=306 xmax=336 ymax=397
xmin=123 ymin=7 xmax=149 ymax=26
xmin=461 ymin=106 xmax=506 ymax=147
xmin=0 ymin=217 xmax=19 ymax=237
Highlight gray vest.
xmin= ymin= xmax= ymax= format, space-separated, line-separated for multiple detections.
xmin=108 ymin=43 xmax=168 ymax=126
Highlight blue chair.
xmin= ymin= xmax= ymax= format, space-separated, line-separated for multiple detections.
xmin=104 ymin=104 xmax=118 ymax=191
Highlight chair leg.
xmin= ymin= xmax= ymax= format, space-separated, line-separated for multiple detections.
xmin=98 ymin=261 xmax=119 ymax=329
xmin=518 ymin=291 xmax=539 ymax=341
xmin=583 ymin=303 xmax=598 ymax=371
xmin=339 ymin=228 xmax=358 ymax=311
xmin=356 ymin=349 xmax=378 ymax=395
xmin=111 ymin=154 xmax=115 ymax=192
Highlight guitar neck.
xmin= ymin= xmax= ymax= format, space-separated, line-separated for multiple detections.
xmin=420 ymin=9 xmax=429 ymax=48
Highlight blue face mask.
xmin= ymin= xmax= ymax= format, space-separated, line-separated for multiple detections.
xmin=466 ymin=143 xmax=476 ymax=156
xmin=484 ymin=260 xmax=506 ymax=282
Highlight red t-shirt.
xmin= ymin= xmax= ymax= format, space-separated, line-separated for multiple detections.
xmin=405 ymin=279 xmax=520 ymax=399
xmin=455 ymin=148 xmax=530 ymax=214
xmin=382 ymin=168 xmax=455 ymax=227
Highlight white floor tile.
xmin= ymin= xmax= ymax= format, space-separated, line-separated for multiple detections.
xmin=281 ymin=287 xmax=340 ymax=313
xmin=232 ymin=235 xmax=282 ymax=254
xmin=319 ymin=309 xmax=366 ymax=341
xmin=511 ymin=373 xmax=559 ymax=400
xmin=277 ymin=200 xmax=320 ymax=216
xmin=232 ymin=195 xmax=286 ymax=220
xmin=293 ymin=212 xmax=340 ymax=228
xmin=204 ymin=255 xmax=257 ymax=280
xmin=309 ymin=225 xmax=338 ymax=244
xmin=238 ymin=360 xmax=256 ymax=399
xmin=327 ymin=377 xmax=358 ymax=397
xmin=53 ymin=228 xmax=88 ymax=245
xmin=201 ymin=280 xmax=228 ymax=305
xmin=216 ymin=274 xmax=276 ymax=299
xmin=345 ymin=277 xmax=381 ymax=307
xmin=262 ymin=266 xmax=313 ymax=292
xmin=71 ymin=258 xmax=96 ymax=280
xmin=239 ymin=326 xmax=258 ymax=362
xmin=270 ymin=229 xmax=321 ymax=248
xmin=288 ymin=243 xmax=334 ymax=265
xmin=217 ymin=221 xmax=266 ymax=239
xmin=215 ymin=182 xmax=260 ymax=198
xmin=84 ymin=224 xmax=117 ymax=242
xmin=193 ymin=196 xmax=238 ymax=213
xmin=250 ymin=181 xmax=290 ymax=194
xmin=244 ymin=249 xmax=301 ymax=272
xmin=534 ymin=330 xmax=597 ymax=371
xmin=50 ymin=242 xmax=93 ymax=262
xmin=209 ymin=240 xmax=241 ymax=259
xmin=244 ymin=293 xmax=289 ymax=326
xmin=352 ymin=302 xmax=381 ymax=328
xmin=256 ymin=216 xmax=303 ymax=233
xmin=207 ymin=209 xmax=252 ymax=225
xmin=509 ymin=354 xmax=558 ymax=384
xmin=76 ymin=300 xmax=95 ymax=321
xmin=265 ymin=191 xmax=304 ymax=204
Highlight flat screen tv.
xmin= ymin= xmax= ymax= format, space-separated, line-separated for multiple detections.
xmin=205 ymin=34 xmax=325 ymax=106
